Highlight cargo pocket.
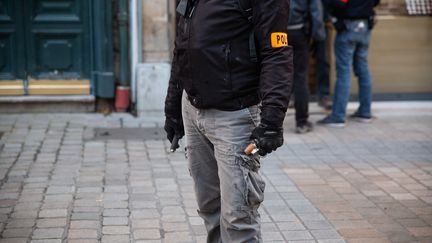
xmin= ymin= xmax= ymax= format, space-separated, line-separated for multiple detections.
xmin=236 ymin=155 xmax=265 ymax=207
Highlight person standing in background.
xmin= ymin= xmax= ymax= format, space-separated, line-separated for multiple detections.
xmin=312 ymin=2 xmax=332 ymax=110
xmin=318 ymin=0 xmax=380 ymax=127
xmin=288 ymin=0 xmax=326 ymax=133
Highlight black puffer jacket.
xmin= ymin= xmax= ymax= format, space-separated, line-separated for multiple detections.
xmin=165 ymin=0 xmax=294 ymax=127
xmin=324 ymin=0 xmax=380 ymax=19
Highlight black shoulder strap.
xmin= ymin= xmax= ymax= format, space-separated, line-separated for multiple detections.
xmin=238 ymin=0 xmax=253 ymax=23
xmin=237 ymin=0 xmax=257 ymax=62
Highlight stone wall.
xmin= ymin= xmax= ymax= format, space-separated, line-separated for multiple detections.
xmin=141 ymin=0 xmax=176 ymax=62
xmin=136 ymin=1 xmax=176 ymax=116
xmin=377 ymin=0 xmax=408 ymax=15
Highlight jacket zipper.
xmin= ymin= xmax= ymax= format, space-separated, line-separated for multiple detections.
xmin=224 ymin=43 xmax=231 ymax=87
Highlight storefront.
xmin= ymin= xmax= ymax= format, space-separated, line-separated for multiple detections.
xmin=326 ymin=0 xmax=432 ymax=100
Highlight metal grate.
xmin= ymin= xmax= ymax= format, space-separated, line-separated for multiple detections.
xmin=90 ymin=127 xmax=165 ymax=141
xmin=406 ymin=0 xmax=432 ymax=15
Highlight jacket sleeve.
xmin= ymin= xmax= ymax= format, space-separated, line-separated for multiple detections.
xmin=310 ymin=0 xmax=326 ymax=41
xmin=164 ymin=14 xmax=183 ymax=120
xmin=252 ymin=0 xmax=294 ymax=127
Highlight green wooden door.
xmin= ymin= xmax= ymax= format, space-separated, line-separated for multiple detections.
xmin=0 ymin=0 xmax=114 ymax=97
xmin=0 ymin=0 xmax=25 ymax=94
xmin=25 ymin=0 xmax=91 ymax=80
xmin=0 ymin=0 xmax=25 ymax=78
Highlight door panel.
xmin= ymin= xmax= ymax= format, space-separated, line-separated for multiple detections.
xmin=26 ymin=0 xmax=90 ymax=80
xmin=33 ymin=0 xmax=81 ymax=22
xmin=31 ymin=30 xmax=84 ymax=79
xmin=0 ymin=0 xmax=25 ymax=80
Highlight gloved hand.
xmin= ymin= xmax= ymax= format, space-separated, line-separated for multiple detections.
xmin=250 ymin=122 xmax=284 ymax=156
xmin=164 ymin=117 xmax=184 ymax=151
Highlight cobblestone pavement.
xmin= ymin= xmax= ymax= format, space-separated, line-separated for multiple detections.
xmin=0 ymin=103 xmax=431 ymax=243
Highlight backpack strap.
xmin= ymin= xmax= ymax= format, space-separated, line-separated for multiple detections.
xmin=237 ymin=0 xmax=257 ymax=62
xmin=237 ymin=0 xmax=253 ymax=22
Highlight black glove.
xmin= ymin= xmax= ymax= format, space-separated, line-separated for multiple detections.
xmin=164 ymin=117 xmax=184 ymax=151
xmin=250 ymin=122 xmax=284 ymax=156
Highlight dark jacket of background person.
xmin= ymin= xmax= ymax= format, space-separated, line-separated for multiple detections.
xmin=165 ymin=0 xmax=294 ymax=127
xmin=324 ymin=0 xmax=380 ymax=19
xmin=288 ymin=0 xmax=326 ymax=41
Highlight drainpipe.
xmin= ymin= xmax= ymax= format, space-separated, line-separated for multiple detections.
xmin=130 ymin=0 xmax=141 ymax=106
xmin=115 ymin=0 xmax=131 ymax=112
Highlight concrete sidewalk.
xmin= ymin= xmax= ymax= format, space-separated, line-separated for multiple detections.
xmin=0 ymin=102 xmax=431 ymax=243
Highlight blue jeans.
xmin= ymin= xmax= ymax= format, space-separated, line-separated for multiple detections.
xmin=331 ymin=20 xmax=373 ymax=121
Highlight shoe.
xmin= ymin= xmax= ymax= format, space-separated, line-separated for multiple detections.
xmin=296 ymin=121 xmax=313 ymax=134
xmin=318 ymin=96 xmax=332 ymax=110
xmin=288 ymin=97 xmax=295 ymax=109
xmin=316 ymin=116 xmax=345 ymax=128
xmin=349 ymin=112 xmax=375 ymax=123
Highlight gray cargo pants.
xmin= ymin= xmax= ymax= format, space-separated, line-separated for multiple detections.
xmin=182 ymin=94 xmax=266 ymax=243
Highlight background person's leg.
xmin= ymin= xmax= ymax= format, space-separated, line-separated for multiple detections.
xmin=353 ymin=31 xmax=373 ymax=117
xmin=289 ymin=30 xmax=310 ymax=128
xmin=315 ymin=26 xmax=331 ymax=104
xmin=331 ymin=32 xmax=356 ymax=122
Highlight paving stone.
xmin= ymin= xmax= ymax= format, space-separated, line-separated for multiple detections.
xmin=131 ymin=209 xmax=160 ymax=219
xmin=163 ymin=222 xmax=189 ymax=232
xmin=131 ymin=219 xmax=160 ymax=229
xmin=317 ymin=240 xmax=346 ymax=243
xmin=0 ymin=238 xmax=29 ymax=243
xmin=262 ymin=231 xmax=285 ymax=241
xmin=103 ymin=201 xmax=128 ymax=209
xmin=11 ymin=210 xmax=38 ymax=219
xmin=101 ymin=235 xmax=130 ymax=243
xmin=38 ymin=209 xmax=68 ymax=218
xmin=407 ymin=227 xmax=432 ymax=237
xmin=2 ymin=228 xmax=33 ymax=238
xmin=311 ymin=229 xmax=343 ymax=240
xmin=133 ymin=229 xmax=161 ymax=240
xmin=277 ymin=221 xmax=306 ymax=231
xmin=46 ymin=186 xmax=74 ymax=194
xmin=6 ymin=219 xmax=36 ymax=228
xmin=102 ymin=226 xmax=130 ymax=235
xmin=338 ymin=228 xmax=383 ymax=239
xmin=70 ymin=213 xmax=99 ymax=220
xmin=282 ymin=230 xmax=314 ymax=241
xmin=69 ymin=220 xmax=100 ymax=229
xmin=67 ymin=240 xmax=99 ymax=243
xmin=303 ymin=220 xmax=333 ymax=230
xmin=103 ymin=209 xmax=129 ymax=217
xmin=31 ymin=240 xmax=62 ymax=243
xmin=103 ymin=217 xmax=128 ymax=226
xmin=36 ymin=218 xmax=67 ymax=228
xmin=32 ymin=228 xmax=64 ymax=239
xmin=68 ymin=229 xmax=98 ymax=239
xmin=164 ymin=231 xmax=193 ymax=242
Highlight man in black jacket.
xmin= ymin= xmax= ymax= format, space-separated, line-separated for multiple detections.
xmin=318 ymin=0 xmax=380 ymax=126
xmin=164 ymin=0 xmax=293 ymax=241
xmin=288 ymin=0 xmax=325 ymax=133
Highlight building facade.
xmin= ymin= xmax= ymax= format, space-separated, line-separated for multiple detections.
xmin=0 ymin=0 xmax=431 ymax=114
